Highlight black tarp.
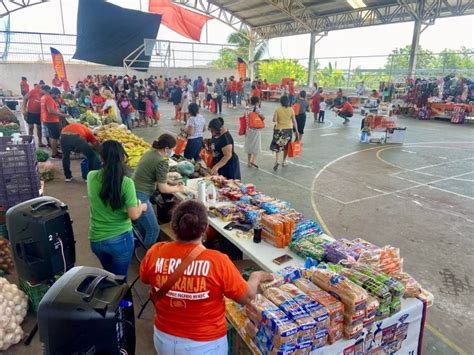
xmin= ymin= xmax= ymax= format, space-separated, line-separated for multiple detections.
xmin=73 ymin=0 xmax=161 ymax=70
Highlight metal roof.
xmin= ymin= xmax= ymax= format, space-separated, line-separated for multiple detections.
xmin=0 ymin=0 xmax=49 ymax=18
xmin=174 ymin=0 xmax=474 ymax=39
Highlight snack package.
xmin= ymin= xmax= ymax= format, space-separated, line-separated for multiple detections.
xmin=363 ymin=314 xmax=376 ymax=328
xmin=289 ymin=235 xmax=328 ymax=260
xmin=343 ymin=322 xmax=364 ymax=339
xmin=390 ymin=296 xmax=402 ymax=314
xmin=311 ymin=269 xmax=368 ymax=312
xmin=376 ymin=304 xmax=391 ymax=320
xmin=327 ymin=322 xmax=344 ymax=344
xmin=245 ymin=319 xmax=259 ymax=338
xmin=279 ymin=283 xmax=329 ymax=331
xmin=260 ymin=275 xmax=285 ymax=292
xmin=340 ymin=268 xmax=392 ymax=308
xmin=264 ymin=288 xmax=309 ymax=320
xmin=351 ymin=263 xmax=405 ymax=297
xmin=276 ymin=266 xmax=302 ymax=283
xmin=262 ymin=228 xmax=286 ymax=248
xmin=293 ymin=278 xmax=344 ymax=324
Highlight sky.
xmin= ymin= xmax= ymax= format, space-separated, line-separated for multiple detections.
xmin=7 ymin=0 xmax=474 ymax=67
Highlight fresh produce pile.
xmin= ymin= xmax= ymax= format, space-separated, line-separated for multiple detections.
xmin=36 ymin=150 xmax=50 ymax=163
xmin=79 ymin=111 xmax=102 ymax=126
xmin=169 ymin=160 xmax=210 ymax=179
xmin=0 ymin=277 xmax=28 ymax=351
xmin=95 ymin=124 xmax=150 ymax=168
xmin=0 ymin=122 xmax=20 ymax=136
xmin=0 ymin=239 xmax=14 ymax=274
xmin=38 ymin=161 xmax=56 ymax=182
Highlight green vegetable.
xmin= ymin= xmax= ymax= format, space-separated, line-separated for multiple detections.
xmin=36 ymin=150 xmax=50 ymax=162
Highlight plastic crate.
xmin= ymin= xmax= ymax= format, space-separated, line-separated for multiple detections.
xmin=19 ymin=279 xmax=52 ymax=313
xmin=0 ymin=135 xmax=37 ymax=172
xmin=0 ymin=170 xmax=41 ymax=208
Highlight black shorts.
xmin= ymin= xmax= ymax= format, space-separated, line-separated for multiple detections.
xmin=26 ymin=112 xmax=41 ymax=125
xmin=45 ymin=122 xmax=61 ymax=139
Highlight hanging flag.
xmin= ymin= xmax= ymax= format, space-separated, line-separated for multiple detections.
xmin=50 ymin=47 xmax=67 ymax=82
xmin=149 ymin=0 xmax=210 ymax=42
xmin=237 ymin=57 xmax=247 ymax=79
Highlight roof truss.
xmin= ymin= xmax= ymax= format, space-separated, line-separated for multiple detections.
xmin=0 ymin=0 xmax=48 ymax=18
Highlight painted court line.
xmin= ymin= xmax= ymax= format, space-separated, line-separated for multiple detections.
xmin=320 ymin=133 xmax=338 ymax=137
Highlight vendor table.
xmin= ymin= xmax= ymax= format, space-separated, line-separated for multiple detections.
xmin=261 ymin=89 xmax=283 ymax=101
xmin=226 ymin=297 xmax=427 ymax=355
xmin=429 ymin=102 xmax=473 ymax=119
xmin=177 ymin=178 xmax=428 ymax=354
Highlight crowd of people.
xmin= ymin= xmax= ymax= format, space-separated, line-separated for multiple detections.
xmin=13 ymin=73 xmax=380 ymax=354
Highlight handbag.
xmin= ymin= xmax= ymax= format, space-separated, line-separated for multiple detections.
xmin=238 ymin=115 xmax=246 ymax=135
xmin=175 ymin=136 xmax=187 ymax=155
xmin=150 ymin=244 xmax=206 ymax=302
xmin=288 ymin=140 xmax=302 ymax=158
xmin=292 ymin=103 xmax=301 ymax=116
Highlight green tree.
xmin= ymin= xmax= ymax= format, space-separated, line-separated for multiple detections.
xmin=212 ymin=29 xmax=268 ymax=69
xmin=313 ymin=62 xmax=346 ymax=88
xmin=385 ymin=45 xmax=437 ymax=70
xmin=433 ymin=47 xmax=474 ymax=71
xmin=258 ymin=59 xmax=307 ymax=84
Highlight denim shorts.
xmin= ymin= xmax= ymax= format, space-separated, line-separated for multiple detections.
xmin=153 ymin=327 xmax=228 ymax=355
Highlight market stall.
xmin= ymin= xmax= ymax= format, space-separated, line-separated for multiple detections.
xmin=174 ymin=176 xmax=431 ymax=355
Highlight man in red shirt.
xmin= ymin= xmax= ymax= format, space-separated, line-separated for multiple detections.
xmin=40 ymin=86 xmax=68 ymax=159
xmin=60 ymin=122 xmax=100 ymax=182
xmin=336 ymin=96 xmax=354 ymax=125
xmin=20 ymin=77 xmax=29 ymax=96
xmin=22 ymin=83 xmax=45 ymax=146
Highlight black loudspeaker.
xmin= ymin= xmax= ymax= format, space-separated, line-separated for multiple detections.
xmin=5 ymin=197 xmax=76 ymax=283
xmin=38 ymin=266 xmax=135 ymax=355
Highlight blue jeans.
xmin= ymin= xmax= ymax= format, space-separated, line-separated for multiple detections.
xmin=154 ymin=327 xmax=228 ymax=355
xmin=230 ymin=92 xmax=237 ymax=107
xmin=184 ymin=137 xmax=203 ymax=161
xmin=121 ymin=112 xmax=132 ymax=130
xmin=136 ymin=191 xmax=160 ymax=248
xmin=288 ymin=94 xmax=295 ymax=106
xmin=90 ymin=229 xmax=134 ymax=277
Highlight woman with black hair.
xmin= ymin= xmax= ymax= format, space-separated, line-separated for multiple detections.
xmin=270 ymin=95 xmax=299 ymax=171
xmin=208 ymin=117 xmax=241 ymax=180
xmin=133 ymin=134 xmax=185 ymax=248
xmin=183 ymin=103 xmax=206 ymax=161
xmin=87 ymin=140 xmax=147 ymax=277
xmin=140 ymin=200 xmax=271 ymax=354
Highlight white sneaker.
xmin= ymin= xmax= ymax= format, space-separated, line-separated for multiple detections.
xmin=65 ymin=177 xmax=73 ymax=182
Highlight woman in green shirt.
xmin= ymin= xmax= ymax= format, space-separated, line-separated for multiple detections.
xmin=270 ymin=95 xmax=299 ymax=171
xmin=87 ymin=140 xmax=147 ymax=277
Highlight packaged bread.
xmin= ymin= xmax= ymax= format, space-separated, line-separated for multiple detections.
xmin=390 ymin=271 xmax=422 ymax=297
xmin=244 ymin=319 xmax=258 ymax=338
xmin=262 ymin=215 xmax=284 ymax=234
xmin=366 ymin=295 xmax=379 ymax=318
xmin=311 ymin=269 xmax=368 ymax=312
xmin=257 ymin=321 xmax=299 ymax=351
xmin=276 ymin=266 xmax=302 ymax=283
xmin=312 ymin=329 xmax=328 ymax=350
xmin=363 ymin=314 xmax=376 ymax=328
xmin=351 ymin=263 xmax=405 ymax=297
xmin=293 ymin=278 xmax=344 ymax=324
xmin=262 ymin=228 xmax=286 ymax=248
xmin=390 ymin=296 xmax=402 ymax=314
xmin=260 ymin=275 xmax=285 ymax=292
xmin=245 ymin=294 xmax=282 ymax=324
xmin=279 ymin=283 xmax=329 ymax=331
xmin=340 ymin=268 xmax=392 ymax=305
xmin=376 ymin=304 xmax=391 ymax=320
xmin=295 ymin=340 xmax=312 ymax=355
xmin=343 ymin=309 xmax=365 ymax=326
xmin=343 ymin=322 xmax=364 ymax=339
xmin=264 ymin=287 xmax=309 ymax=320
xmin=327 ymin=322 xmax=343 ymax=344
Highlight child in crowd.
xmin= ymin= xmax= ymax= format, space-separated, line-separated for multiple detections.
xmin=180 ymin=89 xmax=190 ymax=124
xmin=319 ymin=97 xmax=326 ymax=123
xmin=145 ymin=95 xmax=154 ymax=127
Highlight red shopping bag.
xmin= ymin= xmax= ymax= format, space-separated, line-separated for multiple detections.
xmin=209 ymin=99 xmax=216 ymax=113
xmin=288 ymin=140 xmax=302 ymax=158
xmin=238 ymin=115 xmax=246 ymax=136
xmin=199 ymin=148 xmax=214 ymax=168
xmin=175 ymin=136 xmax=187 ymax=155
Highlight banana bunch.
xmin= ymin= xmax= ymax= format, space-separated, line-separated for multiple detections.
xmin=96 ymin=125 xmax=151 ymax=168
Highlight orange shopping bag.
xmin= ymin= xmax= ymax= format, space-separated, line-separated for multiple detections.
xmin=199 ymin=148 xmax=214 ymax=168
xmin=175 ymin=136 xmax=187 ymax=155
xmin=288 ymin=140 xmax=302 ymax=158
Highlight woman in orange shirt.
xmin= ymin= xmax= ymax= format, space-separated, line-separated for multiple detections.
xmin=140 ymin=200 xmax=271 ymax=354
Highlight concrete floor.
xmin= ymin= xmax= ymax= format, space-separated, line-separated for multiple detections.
xmin=6 ymin=100 xmax=473 ymax=355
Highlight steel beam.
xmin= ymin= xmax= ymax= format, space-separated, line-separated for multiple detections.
xmin=1 ymin=0 xmax=48 ymax=18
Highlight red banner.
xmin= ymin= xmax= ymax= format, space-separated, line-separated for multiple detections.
xmin=50 ymin=47 xmax=67 ymax=82
xmin=237 ymin=57 xmax=246 ymax=79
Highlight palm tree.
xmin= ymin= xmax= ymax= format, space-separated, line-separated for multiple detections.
xmin=226 ymin=29 xmax=268 ymax=63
